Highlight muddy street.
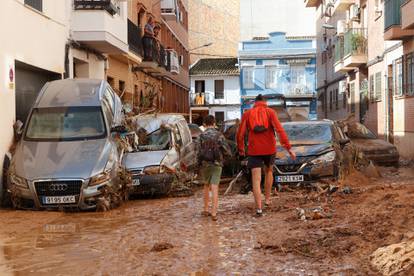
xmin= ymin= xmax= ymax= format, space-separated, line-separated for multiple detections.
xmin=0 ymin=165 xmax=413 ymax=275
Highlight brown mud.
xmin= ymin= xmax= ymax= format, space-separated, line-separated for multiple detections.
xmin=0 ymin=166 xmax=413 ymax=275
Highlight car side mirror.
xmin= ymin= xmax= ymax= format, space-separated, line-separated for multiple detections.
xmin=111 ymin=125 xmax=127 ymax=133
xmin=13 ymin=120 xmax=24 ymax=141
xmin=339 ymin=138 xmax=350 ymax=146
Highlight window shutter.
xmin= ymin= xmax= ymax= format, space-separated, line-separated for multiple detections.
xmin=375 ymin=72 xmax=382 ymax=101
xmin=214 ymin=80 xmax=224 ymax=99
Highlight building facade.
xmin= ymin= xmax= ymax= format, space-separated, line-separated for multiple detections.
xmin=188 ymin=0 xmax=240 ymax=64
xmin=189 ymin=58 xmax=241 ymax=124
xmin=239 ymin=32 xmax=317 ymax=120
xmin=305 ymin=0 xmax=414 ymax=159
xmin=240 ymin=0 xmax=316 ymax=41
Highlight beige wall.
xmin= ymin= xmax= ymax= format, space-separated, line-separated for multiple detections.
xmin=0 ymin=0 xmax=69 ymax=179
xmin=188 ymin=0 xmax=240 ymax=63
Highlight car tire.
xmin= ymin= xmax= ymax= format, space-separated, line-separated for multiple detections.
xmin=1 ymin=155 xmax=12 ymax=208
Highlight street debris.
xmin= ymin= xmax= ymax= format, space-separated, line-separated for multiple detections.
xmin=371 ymin=237 xmax=414 ymax=275
xmin=151 ymin=242 xmax=174 ymax=252
xmin=296 ymin=206 xmax=332 ymax=221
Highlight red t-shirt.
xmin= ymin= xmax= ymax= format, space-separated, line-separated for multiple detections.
xmin=237 ymin=101 xmax=291 ymax=156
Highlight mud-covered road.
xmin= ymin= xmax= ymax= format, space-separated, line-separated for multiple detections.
xmin=0 ymin=166 xmax=414 ymax=275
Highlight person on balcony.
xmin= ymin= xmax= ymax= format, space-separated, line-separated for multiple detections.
xmin=143 ymin=17 xmax=155 ymax=60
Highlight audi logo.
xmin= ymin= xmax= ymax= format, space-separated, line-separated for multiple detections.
xmin=49 ymin=183 xmax=69 ymax=192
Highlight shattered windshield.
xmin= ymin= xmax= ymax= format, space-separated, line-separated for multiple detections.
xmin=346 ymin=123 xmax=377 ymax=139
xmin=282 ymin=123 xmax=332 ymax=145
xmin=138 ymin=128 xmax=171 ymax=151
xmin=25 ymin=107 xmax=106 ymax=141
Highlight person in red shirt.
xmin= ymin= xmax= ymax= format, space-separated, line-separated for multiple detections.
xmin=237 ymin=94 xmax=296 ymax=216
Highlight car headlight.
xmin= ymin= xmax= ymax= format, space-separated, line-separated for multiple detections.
xmin=89 ymin=171 xmax=111 ymax=186
xmin=143 ymin=165 xmax=164 ymax=175
xmin=9 ymin=173 xmax=28 ymax=189
xmin=311 ymin=151 xmax=336 ymax=166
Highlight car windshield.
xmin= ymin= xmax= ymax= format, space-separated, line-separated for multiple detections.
xmin=138 ymin=128 xmax=171 ymax=151
xmin=282 ymin=123 xmax=332 ymax=145
xmin=25 ymin=107 xmax=106 ymax=141
xmin=346 ymin=122 xmax=377 ymax=139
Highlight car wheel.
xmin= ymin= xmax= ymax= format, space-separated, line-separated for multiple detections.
xmin=1 ymin=155 xmax=12 ymax=208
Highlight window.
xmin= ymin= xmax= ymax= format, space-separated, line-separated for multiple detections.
xmin=215 ymin=112 xmax=225 ymax=125
xmin=265 ymin=66 xmax=277 ymax=88
xmin=25 ymin=0 xmax=42 ymax=12
xmin=119 ymin=80 xmax=126 ymax=93
xmin=291 ymin=66 xmax=306 ymax=93
xmin=335 ymin=89 xmax=339 ymax=110
xmin=403 ymin=52 xmax=414 ymax=96
xmin=214 ymin=80 xmax=224 ymax=99
xmin=195 ymin=80 xmax=205 ymax=93
xmin=369 ymin=75 xmax=375 ymax=102
xmin=107 ymin=77 xmax=115 ymax=89
xmin=350 ymin=82 xmax=356 ymax=113
xmin=375 ymin=72 xmax=382 ymax=101
xmin=243 ymin=67 xmax=254 ymax=89
xmin=329 ymin=90 xmax=333 ymax=111
xmin=394 ymin=58 xmax=403 ymax=97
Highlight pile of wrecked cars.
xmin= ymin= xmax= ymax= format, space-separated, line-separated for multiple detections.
xmin=0 ymin=79 xmax=197 ymax=211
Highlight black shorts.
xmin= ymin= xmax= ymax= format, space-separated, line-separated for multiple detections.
xmin=247 ymin=155 xmax=275 ymax=169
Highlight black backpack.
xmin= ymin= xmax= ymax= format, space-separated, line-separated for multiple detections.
xmin=199 ymin=133 xmax=221 ymax=163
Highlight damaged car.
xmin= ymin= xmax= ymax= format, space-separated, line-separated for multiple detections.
xmin=344 ymin=122 xmax=399 ymax=166
xmin=6 ymin=79 xmax=125 ymax=210
xmin=274 ymin=120 xmax=352 ymax=187
xmin=123 ymin=114 xmax=197 ymax=196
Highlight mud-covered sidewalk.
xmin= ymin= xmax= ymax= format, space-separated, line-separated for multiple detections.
xmin=0 ymin=166 xmax=413 ymax=275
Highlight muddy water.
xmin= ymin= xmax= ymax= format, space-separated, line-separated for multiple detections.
xmin=0 ymin=192 xmax=327 ymax=276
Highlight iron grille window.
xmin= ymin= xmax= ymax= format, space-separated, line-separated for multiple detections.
xmin=369 ymin=75 xmax=375 ymax=102
xmin=25 ymin=0 xmax=42 ymax=12
xmin=403 ymin=52 xmax=414 ymax=96
xmin=375 ymin=72 xmax=382 ymax=101
xmin=214 ymin=80 xmax=224 ymax=99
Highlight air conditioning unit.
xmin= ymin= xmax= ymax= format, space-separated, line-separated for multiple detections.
xmin=349 ymin=4 xmax=361 ymax=22
xmin=167 ymin=49 xmax=179 ymax=74
xmin=337 ymin=20 xmax=346 ymax=35
xmin=161 ymin=0 xmax=177 ymax=19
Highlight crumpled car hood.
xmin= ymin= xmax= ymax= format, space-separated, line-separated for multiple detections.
xmin=351 ymin=138 xmax=396 ymax=152
xmin=276 ymin=143 xmax=333 ymax=164
xmin=13 ymin=139 xmax=110 ymax=180
xmin=123 ymin=150 xmax=169 ymax=170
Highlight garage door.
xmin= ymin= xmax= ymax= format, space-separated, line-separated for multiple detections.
xmin=15 ymin=61 xmax=61 ymax=122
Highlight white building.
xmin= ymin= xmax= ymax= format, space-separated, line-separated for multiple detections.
xmin=189 ymin=58 xmax=241 ymax=125
xmin=240 ymin=0 xmax=316 ymax=40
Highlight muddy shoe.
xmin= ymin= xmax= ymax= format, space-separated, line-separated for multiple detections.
xmin=201 ymin=211 xmax=210 ymax=217
xmin=255 ymin=209 xmax=263 ymax=217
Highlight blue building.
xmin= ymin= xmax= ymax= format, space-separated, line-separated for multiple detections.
xmin=239 ymin=32 xmax=317 ymax=120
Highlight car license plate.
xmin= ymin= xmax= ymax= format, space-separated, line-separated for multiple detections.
xmin=42 ymin=196 xmax=76 ymax=204
xmin=132 ymin=178 xmax=141 ymax=186
xmin=276 ymin=175 xmax=304 ymax=183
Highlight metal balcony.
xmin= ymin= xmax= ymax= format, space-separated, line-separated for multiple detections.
xmin=133 ymin=37 xmax=167 ymax=76
xmin=384 ymin=0 xmax=414 ymax=40
xmin=401 ymin=0 xmax=414 ymax=30
xmin=331 ymin=0 xmax=356 ymax=14
xmin=343 ymin=28 xmax=368 ymax=68
xmin=128 ymin=20 xmax=142 ymax=57
xmin=334 ymin=36 xmax=353 ymax=72
xmin=74 ymin=0 xmax=119 ymax=15
xmin=304 ymin=0 xmax=321 ymax=7
xmin=161 ymin=0 xmax=177 ymax=19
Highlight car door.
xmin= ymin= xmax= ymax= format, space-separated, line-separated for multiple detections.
xmin=176 ymin=120 xmax=197 ymax=172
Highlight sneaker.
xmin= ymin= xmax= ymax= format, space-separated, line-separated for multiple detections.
xmin=256 ymin=209 xmax=263 ymax=217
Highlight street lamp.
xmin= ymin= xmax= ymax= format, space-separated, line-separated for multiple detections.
xmin=189 ymin=42 xmax=213 ymax=52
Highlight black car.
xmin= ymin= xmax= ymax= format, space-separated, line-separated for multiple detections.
xmin=274 ymin=120 xmax=352 ymax=187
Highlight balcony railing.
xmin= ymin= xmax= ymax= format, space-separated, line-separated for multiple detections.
xmin=142 ymin=36 xmax=167 ymax=69
xmin=344 ymin=28 xmax=367 ymax=57
xmin=190 ymin=93 xmax=211 ymax=106
xmin=334 ymin=36 xmax=345 ymax=64
xmin=74 ymin=0 xmax=119 ymax=15
xmin=384 ymin=0 xmax=403 ymax=30
xmin=128 ymin=20 xmax=142 ymax=56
